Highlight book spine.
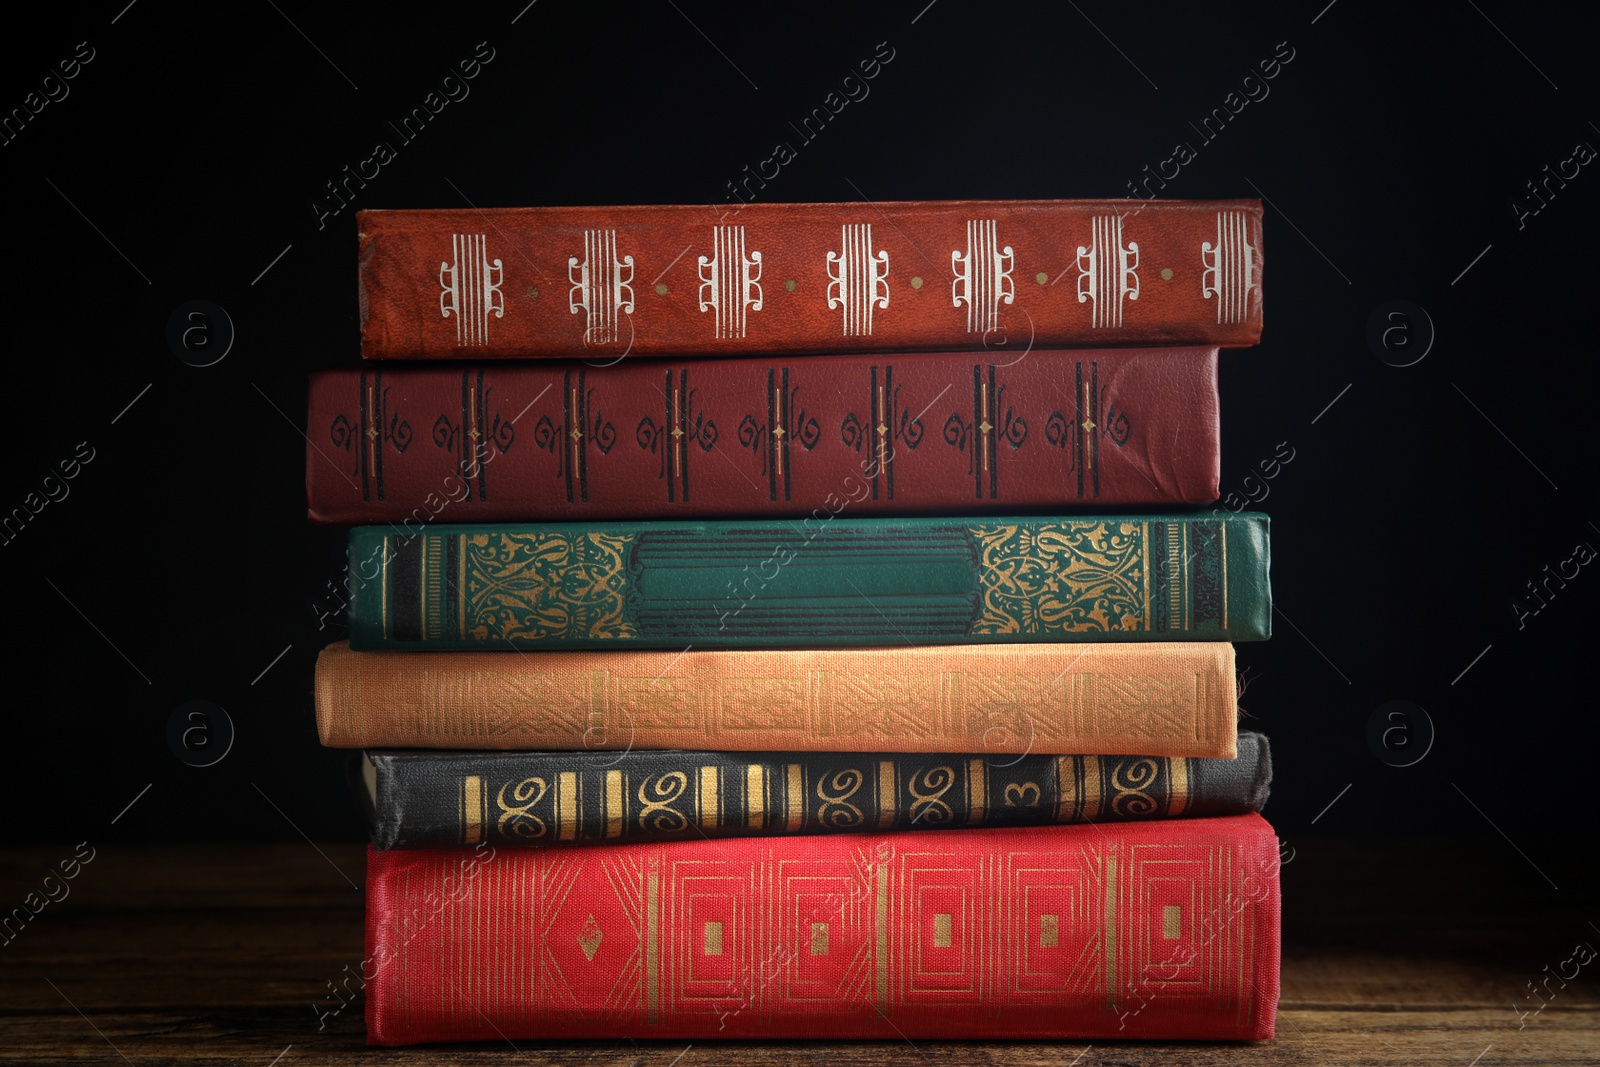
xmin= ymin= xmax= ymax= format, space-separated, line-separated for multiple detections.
xmin=317 ymin=641 xmax=1238 ymax=755
xmin=357 ymin=199 xmax=1263 ymax=359
xmin=363 ymin=814 xmax=1281 ymax=1044
xmin=344 ymin=513 xmax=1270 ymax=650
xmin=306 ymin=348 xmax=1221 ymax=523
xmin=367 ymin=734 xmax=1271 ymax=848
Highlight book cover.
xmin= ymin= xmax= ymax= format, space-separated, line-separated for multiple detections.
xmin=358 ymin=199 xmax=1263 ymax=359
xmin=345 ymin=513 xmax=1270 ymax=650
xmin=363 ymin=733 xmax=1272 ymax=848
xmin=307 ymin=347 xmax=1221 ymax=523
xmin=363 ymin=813 xmax=1281 ymax=1043
xmin=316 ymin=641 xmax=1240 ymax=756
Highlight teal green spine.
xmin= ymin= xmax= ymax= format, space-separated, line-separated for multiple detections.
xmin=346 ymin=514 xmax=1270 ymax=650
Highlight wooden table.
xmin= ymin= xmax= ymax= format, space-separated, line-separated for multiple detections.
xmin=2 ymin=839 xmax=1594 ymax=1064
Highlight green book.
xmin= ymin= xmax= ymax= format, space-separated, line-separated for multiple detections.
xmin=346 ymin=514 xmax=1270 ymax=650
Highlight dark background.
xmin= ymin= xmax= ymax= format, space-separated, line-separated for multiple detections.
xmin=2 ymin=0 xmax=1595 ymax=897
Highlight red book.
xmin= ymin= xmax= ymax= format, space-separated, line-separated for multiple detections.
xmin=306 ymin=347 xmax=1219 ymax=523
xmin=363 ymin=814 xmax=1280 ymax=1044
xmin=357 ymin=200 xmax=1263 ymax=360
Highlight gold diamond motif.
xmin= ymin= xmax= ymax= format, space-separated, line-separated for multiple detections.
xmin=877 ymin=424 xmax=888 ymax=436
xmin=670 ymin=426 xmax=684 ymax=439
xmin=365 ymin=426 xmax=378 ymax=440
xmin=468 ymin=427 xmax=481 ymax=440
xmin=578 ymin=914 xmax=604 ymax=961
xmin=772 ymin=425 xmax=785 ymax=438
xmin=569 ymin=427 xmax=583 ymax=441
xmin=1082 ymin=418 xmax=1095 ymax=433
xmin=979 ymin=420 xmax=993 ymax=434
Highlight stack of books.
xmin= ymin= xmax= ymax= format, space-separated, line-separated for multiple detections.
xmin=308 ymin=199 xmax=1279 ymax=1045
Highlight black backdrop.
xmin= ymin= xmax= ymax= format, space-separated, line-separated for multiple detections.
xmin=4 ymin=1 xmax=1596 ymax=890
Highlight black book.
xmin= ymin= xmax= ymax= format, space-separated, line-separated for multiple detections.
xmin=360 ymin=733 xmax=1272 ymax=849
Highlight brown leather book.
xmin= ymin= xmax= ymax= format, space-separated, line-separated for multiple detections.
xmin=357 ymin=199 xmax=1262 ymax=359
xmin=306 ymin=347 xmax=1220 ymax=523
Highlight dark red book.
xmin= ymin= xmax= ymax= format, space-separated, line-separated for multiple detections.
xmin=357 ymin=200 xmax=1263 ymax=359
xmin=363 ymin=814 xmax=1280 ymax=1044
xmin=306 ymin=347 xmax=1219 ymax=523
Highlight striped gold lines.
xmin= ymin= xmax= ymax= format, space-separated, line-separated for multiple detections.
xmin=876 ymin=761 xmax=896 ymax=829
xmin=699 ymin=765 xmax=720 ymax=829
xmin=967 ymin=758 xmax=987 ymax=825
xmin=1167 ymin=757 xmax=1190 ymax=817
xmin=457 ymin=534 xmax=467 ymax=640
xmin=646 ymin=866 xmax=661 ymax=1023
xmin=876 ymin=382 xmax=886 ymax=482
xmin=604 ymin=770 xmax=624 ymax=838
xmin=461 ymin=775 xmax=483 ymax=845
xmin=1140 ymin=520 xmax=1150 ymax=626
xmin=785 ymin=764 xmax=803 ymax=831
xmin=745 ymin=764 xmax=767 ymax=829
xmin=421 ymin=535 xmax=444 ymax=639
xmin=557 ymin=771 xmax=577 ymax=841
xmin=1082 ymin=757 xmax=1103 ymax=821
xmin=1104 ymin=853 xmax=1118 ymax=1009
xmin=875 ymin=859 xmax=890 ymax=1012
xmin=570 ymin=385 xmax=581 ymax=479
xmin=1180 ymin=523 xmax=1190 ymax=631
xmin=672 ymin=385 xmax=682 ymax=479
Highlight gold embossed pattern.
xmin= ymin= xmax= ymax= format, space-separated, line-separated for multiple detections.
xmin=463 ymin=530 xmax=636 ymax=641
xmin=971 ymin=521 xmax=1146 ymax=635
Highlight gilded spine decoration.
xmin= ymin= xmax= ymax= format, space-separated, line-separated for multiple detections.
xmin=366 ymin=738 xmax=1271 ymax=848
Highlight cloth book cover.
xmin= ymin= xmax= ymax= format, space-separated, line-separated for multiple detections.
xmin=360 ymin=732 xmax=1272 ymax=848
xmin=363 ymin=813 xmax=1281 ymax=1043
xmin=315 ymin=640 xmax=1241 ymax=756
xmin=306 ymin=347 xmax=1221 ymax=523
xmin=344 ymin=513 xmax=1271 ymax=650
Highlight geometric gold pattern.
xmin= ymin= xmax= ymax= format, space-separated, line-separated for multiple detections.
xmin=811 ymin=922 xmax=831 ymax=956
xmin=364 ymin=818 xmax=1280 ymax=1042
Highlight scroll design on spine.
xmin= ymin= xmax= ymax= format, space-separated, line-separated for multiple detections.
xmin=439 ymin=233 xmax=504 ymax=347
xmin=495 ymin=776 xmax=549 ymax=840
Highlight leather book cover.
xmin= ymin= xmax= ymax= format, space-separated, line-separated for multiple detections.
xmin=363 ymin=733 xmax=1272 ymax=848
xmin=315 ymin=640 xmax=1240 ymax=755
xmin=363 ymin=813 xmax=1281 ymax=1043
xmin=357 ymin=199 xmax=1263 ymax=359
xmin=306 ymin=348 xmax=1221 ymax=523
xmin=344 ymin=513 xmax=1271 ymax=650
